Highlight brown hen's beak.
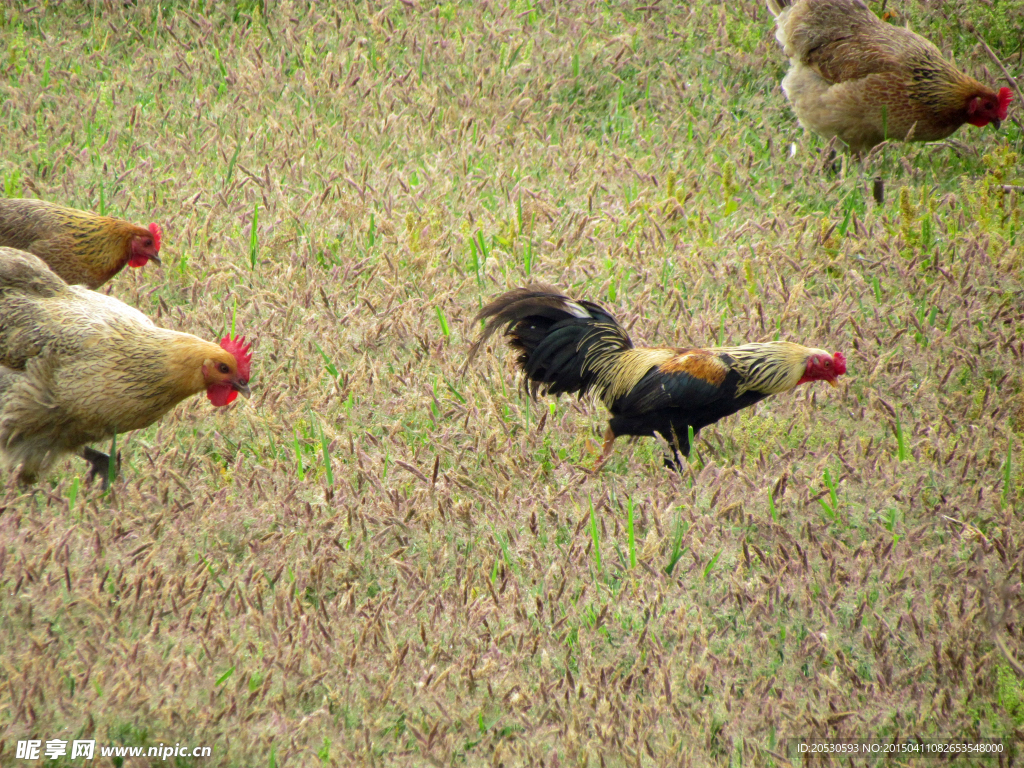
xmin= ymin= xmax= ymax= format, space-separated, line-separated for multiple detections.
xmin=148 ymin=254 xmax=162 ymax=266
xmin=994 ymin=119 xmax=1002 ymax=130
xmin=233 ymin=381 xmax=252 ymax=399
xmin=827 ymin=378 xmax=838 ymax=388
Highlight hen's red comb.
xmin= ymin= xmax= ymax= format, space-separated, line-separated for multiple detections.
xmin=997 ymin=87 xmax=1013 ymax=120
xmin=220 ymin=335 xmax=252 ymax=379
xmin=148 ymin=223 xmax=162 ymax=250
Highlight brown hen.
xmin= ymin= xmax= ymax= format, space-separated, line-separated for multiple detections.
xmin=0 ymin=198 xmax=161 ymax=289
xmin=767 ymin=0 xmax=1012 ymax=153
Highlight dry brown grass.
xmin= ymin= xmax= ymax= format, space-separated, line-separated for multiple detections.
xmin=1 ymin=1 xmax=1024 ymax=765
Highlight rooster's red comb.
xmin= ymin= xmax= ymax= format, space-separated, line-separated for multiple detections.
xmin=832 ymin=352 xmax=847 ymax=376
xmin=220 ymin=335 xmax=252 ymax=379
xmin=997 ymin=87 xmax=1013 ymax=120
xmin=148 ymin=223 xmax=162 ymax=251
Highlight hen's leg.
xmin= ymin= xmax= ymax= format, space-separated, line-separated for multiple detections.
xmin=80 ymin=446 xmax=120 ymax=488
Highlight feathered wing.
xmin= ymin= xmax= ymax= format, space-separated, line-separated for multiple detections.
xmin=0 ymin=199 xmax=59 ymax=252
xmin=0 ymin=249 xmax=154 ymax=371
xmin=0 ymin=352 xmax=125 ymax=483
xmin=67 ymin=285 xmax=155 ymax=327
xmin=0 ymin=254 xmax=102 ymax=480
xmin=0 ymin=365 xmax=20 ymax=401
xmin=614 ymin=350 xmax=732 ymax=416
xmin=0 ymin=246 xmax=71 ymax=298
xmin=772 ymin=0 xmax=903 ymax=75
xmin=786 ymin=0 xmax=966 ymax=91
xmin=0 ymin=248 xmax=79 ymax=372
xmin=0 ymin=356 xmax=68 ymax=482
xmin=0 ymin=200 xmax=91 ymax=285
xmin=604 ymin=350 xmax=745 ymax=455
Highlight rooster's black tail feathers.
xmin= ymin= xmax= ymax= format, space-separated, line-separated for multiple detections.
xmin=466 ymin=284 xmax=633 ymax=401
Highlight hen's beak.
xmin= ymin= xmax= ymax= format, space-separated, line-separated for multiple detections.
xmin=827 ymin=378 xmax=838 ymax=388
xmin=148 ymin=254 xmax=162 ymax=266
xmin=232 ymin=380 xmax=252 ymax=399
xmin=994 ymin=118 xmax=1002 ymax=130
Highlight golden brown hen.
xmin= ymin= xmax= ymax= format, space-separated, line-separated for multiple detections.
xmin=0 ymin=247 xmax=251 ymax=484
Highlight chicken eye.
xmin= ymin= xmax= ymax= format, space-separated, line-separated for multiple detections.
xmin=218 ymin=363 xmax=230 ymax=374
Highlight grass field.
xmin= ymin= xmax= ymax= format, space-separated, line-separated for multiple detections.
xmin=1 ymin=1 xmax=1024 ymax=765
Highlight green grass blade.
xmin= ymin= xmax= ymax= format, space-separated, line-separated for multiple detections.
xmin=249 ymin=202 xmax=259 ymax=270
xmin=626 ymin=496 xmax=636 ymax=569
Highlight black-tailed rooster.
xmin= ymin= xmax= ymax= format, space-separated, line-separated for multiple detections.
xmin=467 ymin=285 xmax=846 ymax=464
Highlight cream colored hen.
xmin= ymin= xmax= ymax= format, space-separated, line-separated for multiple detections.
xmin=0 ymin=247 xmax=252 ymax=484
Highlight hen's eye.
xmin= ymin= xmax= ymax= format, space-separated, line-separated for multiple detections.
xmin=218 ymin=363 xmax=230 ymax=374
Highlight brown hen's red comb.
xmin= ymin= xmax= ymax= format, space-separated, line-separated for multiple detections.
xmin=148 ymin=223 xmax=162 ymax=250
xmin=997 ymin=87 xmax=1013 ymax=120
xmin=220 ymin=335 xmax=252 ymax=379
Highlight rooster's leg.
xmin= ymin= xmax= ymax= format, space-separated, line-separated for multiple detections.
xmin=600 ymin=427 xmax=616 ymax=459
xmin=662 ymin=427 xmax=690 ymax=472
xmin=80 ymin=446 xmax=120 ymax=488
xmin=663 ymin=451 xmax=685 ymax=472
xmin=592 ymin=426 xmax=616 ymax=470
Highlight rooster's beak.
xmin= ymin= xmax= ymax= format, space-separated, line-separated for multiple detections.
xmin=233 ymin=381 xmax=251 ymax=399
